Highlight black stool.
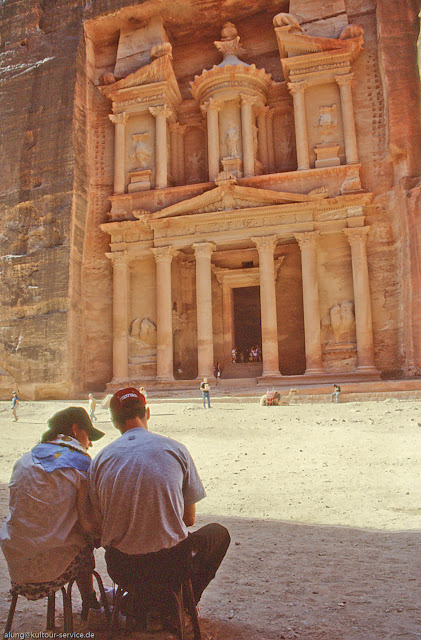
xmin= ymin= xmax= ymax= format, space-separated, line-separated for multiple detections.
xmin=4 ymin=570 xmax=110 ymax=634
xmin=109 ymin=577 xmax=201 ymax=640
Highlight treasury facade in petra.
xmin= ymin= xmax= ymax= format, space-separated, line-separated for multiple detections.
xmin=0 ymin=0 xmax=420 ymax=398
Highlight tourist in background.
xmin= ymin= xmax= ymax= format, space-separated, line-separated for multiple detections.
xmin=88 ymin=393 xmax=97 ymax=421
xmin=200 ymin=378 xmax=211 ymax=408
xmin=11 ymin=391 xmax=19 ymax=422
xmin=330 ymin=384 xmax=341 ymax=403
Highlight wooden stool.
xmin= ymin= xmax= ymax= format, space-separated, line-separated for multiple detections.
xmin=108 ymin=577 xmax=201 ymax=640
xmin=4 ymin=570 xmax=110 ymax=634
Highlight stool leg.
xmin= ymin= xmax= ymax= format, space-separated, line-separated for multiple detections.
xmin=63 ymin=583 xmax=73 ymax=633
xmin=92 ymin=569 xmax=111 ymax=622
xmin=46 ymin=591 xmax=55 ymax=630
xmin=183 ymin=580 xmax=201 ymax=640
xmin=4 ymin=593 xmax=18 ymax=634
xmin=169 ymin=586 xmax=185 ymax=640
xmin=108 ymin=585 xmax=124 ymax=640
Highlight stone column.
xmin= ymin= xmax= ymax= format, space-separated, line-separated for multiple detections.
xmin=335 ymin=73 xmax=359 ymax=164
xmin=149 ymin=105 xmax=173 ymax=189
xmin=106 ymin=251 xmax=129 ymax=381
xmin=266 ymin=109 xmax=276 ymax=173
xmin=151 ymin=246 xmax=178 ymax=381
xmin=252 ymin=236 xmax=281 ymax=377
xmin=202 ymin=99 xmax=222 ymax=182
xmin=294 ymin=232 xmax=324 ymax=374
xmin=287 ymin=81 xmax=310 ymax=171
xmin=257 ymin=106 xmax=269 ymax=171
xmin=193 ymin=242 xmax=216 ymax=378
xmin=109 ymin=112 xmax=129 ymax=195
xmin=240 ymin=94 xmax=257 ymax=177
xmin=343 ymin=227 xmax=377 ymax=372
xmin=169 ymin=123 xmax=186 ymax=185
xmin=177 ymin=124 xmax=186 ymax=185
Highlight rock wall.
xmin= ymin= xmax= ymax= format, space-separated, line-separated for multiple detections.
xmin=0 ymin=0 xmax=420 ymax=398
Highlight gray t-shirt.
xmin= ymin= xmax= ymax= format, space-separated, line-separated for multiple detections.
xmin=88 ymin=427 xmax=206 ymax=555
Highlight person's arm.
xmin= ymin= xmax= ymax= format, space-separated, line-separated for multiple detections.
xmin=183 ymin=502 xmax=196 ymax=527
xmin=77 ymin=478 xmax=102 ymax=538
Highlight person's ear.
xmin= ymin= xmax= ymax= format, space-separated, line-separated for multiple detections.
xmin=145 ymin=406 xmax=151 ymax=421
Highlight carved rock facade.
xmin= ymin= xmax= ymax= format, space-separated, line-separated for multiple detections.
xmin=0 ymin=0 xmax=420 ymax=396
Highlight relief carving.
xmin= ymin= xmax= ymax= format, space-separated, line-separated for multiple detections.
xmin=272 ymin=13 xmax=303 ymax=33
xmin=130 ymin=317 xmax=157 ymax=348
xmin=314 ymin=105 xmax=338 ymax=140
xmin=186 ymin=150 xmax=206 ymax=183
xmin=130 ymin=133 xmax=153 ymax=170
xmin=321 ymin=301 xmax=356 ymax=347
xmin=224 ymin=127 xmax=240 ymax=157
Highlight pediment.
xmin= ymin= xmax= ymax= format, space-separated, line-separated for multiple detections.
xmin=152 ymin=182 xmax=317 ymax=219
xmin=99 ymin=54 xmax=180 ymax=102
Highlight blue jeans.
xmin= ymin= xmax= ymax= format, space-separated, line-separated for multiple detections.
xmin=330 ymin=391 xmax=340 ymax=403
xmin=202 ymin=391 xmax=211 ymax=408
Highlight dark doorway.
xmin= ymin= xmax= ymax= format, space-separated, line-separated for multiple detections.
xmin=233 ymin=286 xmax=261 ymax=361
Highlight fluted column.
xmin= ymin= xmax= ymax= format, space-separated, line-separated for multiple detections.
xmin=109 ymin=112 xmax=129 ymax=194
xmin=151 ymin=246 xmax=178 ymax=381
xmin=257 ymin=106 xmax=269 ymax=171
xmin=343 ymin=227 xmax=377 ymax=372
xmin=294 ymin=232 xmax=324 ymax=374
xmin=252 ymin=236 xmax=281 ymax=377
xmin=287 ymin=81 xmax=310 ymax=171
xmin=335 ymin=74 xmax=359 ymax=164
xmin=266 ymin=109 xmax=276 ymax=173
xmin=202 ymin=99 xmax=222 ymax=182
xmin=240 ymin=94 xmax=257 ymax=177
xmin=149 ymin=105 xmax=173 ymax=188
xmin=193 ymin=242 xmax=216 ymax=378
xmin=106 ymin=251 xmax=129 ymax=380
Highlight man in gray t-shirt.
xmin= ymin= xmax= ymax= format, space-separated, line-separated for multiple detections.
xmin=88 ymin=388 xmax=230 ymax=625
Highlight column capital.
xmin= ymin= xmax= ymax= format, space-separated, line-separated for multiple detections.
xmin=193 ymin=242 xmax=216 ymax=258
xmin=257 ymin=105 xmax=270 ymax=117
xmin=105 ymin=251 xmax=129 ymax=265
xmin=200 ymin=98 xmax=223 ymax=115
xmin=240 ymin=93 xmax=258 ymax=107
xmin=169 ymin=122 xmax=187 ymax=135
xmin=151 ymin=246 xmax=179 ymax=263
xmin=109 ymin=112 xmax=129 ymax=125
xmin=294 ymin=231 xmax=320 ymax=249
xmin=149 ymin=105 xmax=173 ymax=120
xmin=251 ymin=235 xmax=278 ymax=253
xmin=287 ymin=80 xmax=307 ymax=95
xmin=343 ymin=226 xmax=370 ymax=246
xmin=335 ymin=73 xmax=355 ymax=87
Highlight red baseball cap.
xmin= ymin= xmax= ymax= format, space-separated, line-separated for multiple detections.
xmin=110 ymin=387 xmax=147 ymax=414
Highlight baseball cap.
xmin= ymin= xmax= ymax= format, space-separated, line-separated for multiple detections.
xmin=46 ymin=407 xmax=105 ymax=442
xmin=110 ymin=387 xmax=147 ymax=414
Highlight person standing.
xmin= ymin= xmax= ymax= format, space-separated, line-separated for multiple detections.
xmin=11 ymin=391 xmax=19 ymax=422
xmin=200 ymin=378 xmax=211 ymax=408
xmin=88 ymin=388 xmax=230 ymax=629
xmin=88 ymin=393 xmax=97 ymax=421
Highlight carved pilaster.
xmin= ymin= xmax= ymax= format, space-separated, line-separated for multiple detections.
xmin=335 ymin=73 xmax=359 ymax=164
xmin=240 ymin=94 xmax=258 ymax=177
xmin=149 ymin=105 xmax=173 ymax=188
xmin=287 ymin=81 xmax=310 ymax=171
xmin=294 ymin=231 xmax=324 ymax=374
xmin=201 ymin=99 xmax=223 ymax=182
xmin=109 ymin=112 xmax=129 ymax=194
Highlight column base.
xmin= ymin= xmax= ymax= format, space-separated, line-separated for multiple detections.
xmin=356 ymin=365 xmax=380 ymax=376
xmin=304 ymin=367 xmax=325 ymax=375
xmin=261 ymin=370 xmax=282 ymax=378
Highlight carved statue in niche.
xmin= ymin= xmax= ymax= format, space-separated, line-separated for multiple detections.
xmin=321 ymin=301 xmax=356 ymax=346
xmin=130 ymin=133 xmax=152 ymax=169
xmin=252 ymin=123 xmax=258 ymax=157
xmin=314 ymin=105 xmax=338 ymax=143
xmin=224 ymin=127 xmax=239 ymax=157
xmin=130 ymin=317 xmax=157 ymax=348
xmin=186 ymin=150 xmax=205 ymax=183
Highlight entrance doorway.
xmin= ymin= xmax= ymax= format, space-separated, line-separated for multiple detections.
xmin=233 ymin=286 xmax=261 ymax=362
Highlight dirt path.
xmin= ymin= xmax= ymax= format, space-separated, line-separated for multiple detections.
xmin=1 ymin=397 xmax=420 ymax=639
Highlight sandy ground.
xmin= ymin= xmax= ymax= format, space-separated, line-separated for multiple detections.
xmin=1 ymin=395 xmax=421 ymax=640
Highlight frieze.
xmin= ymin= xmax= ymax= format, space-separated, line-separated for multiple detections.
xmin=116 ymin=94 xmax=166 ymax=108
xmin=290 ymin=62 xmax=349 ymax=77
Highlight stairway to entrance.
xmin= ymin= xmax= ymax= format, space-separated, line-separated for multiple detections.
xmin=222 ymin=362 xmax=263 ymax=378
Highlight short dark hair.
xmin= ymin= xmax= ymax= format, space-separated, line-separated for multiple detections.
xmin=110 ymin=397 xmax=146 ymax=426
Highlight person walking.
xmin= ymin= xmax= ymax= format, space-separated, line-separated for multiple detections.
xmin=88 ymin=393 xmax=97 ymax=421
xmin=200 ymin=378 xmax=211 ymax=408
xmin=11 ymin=391 xmax=19 ymax=422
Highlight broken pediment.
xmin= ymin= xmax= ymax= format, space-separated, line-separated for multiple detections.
xmin=152 ymin=180 xmax=318 ymax=219
xmin=99 ymin=52 xmax=181 ymax=107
